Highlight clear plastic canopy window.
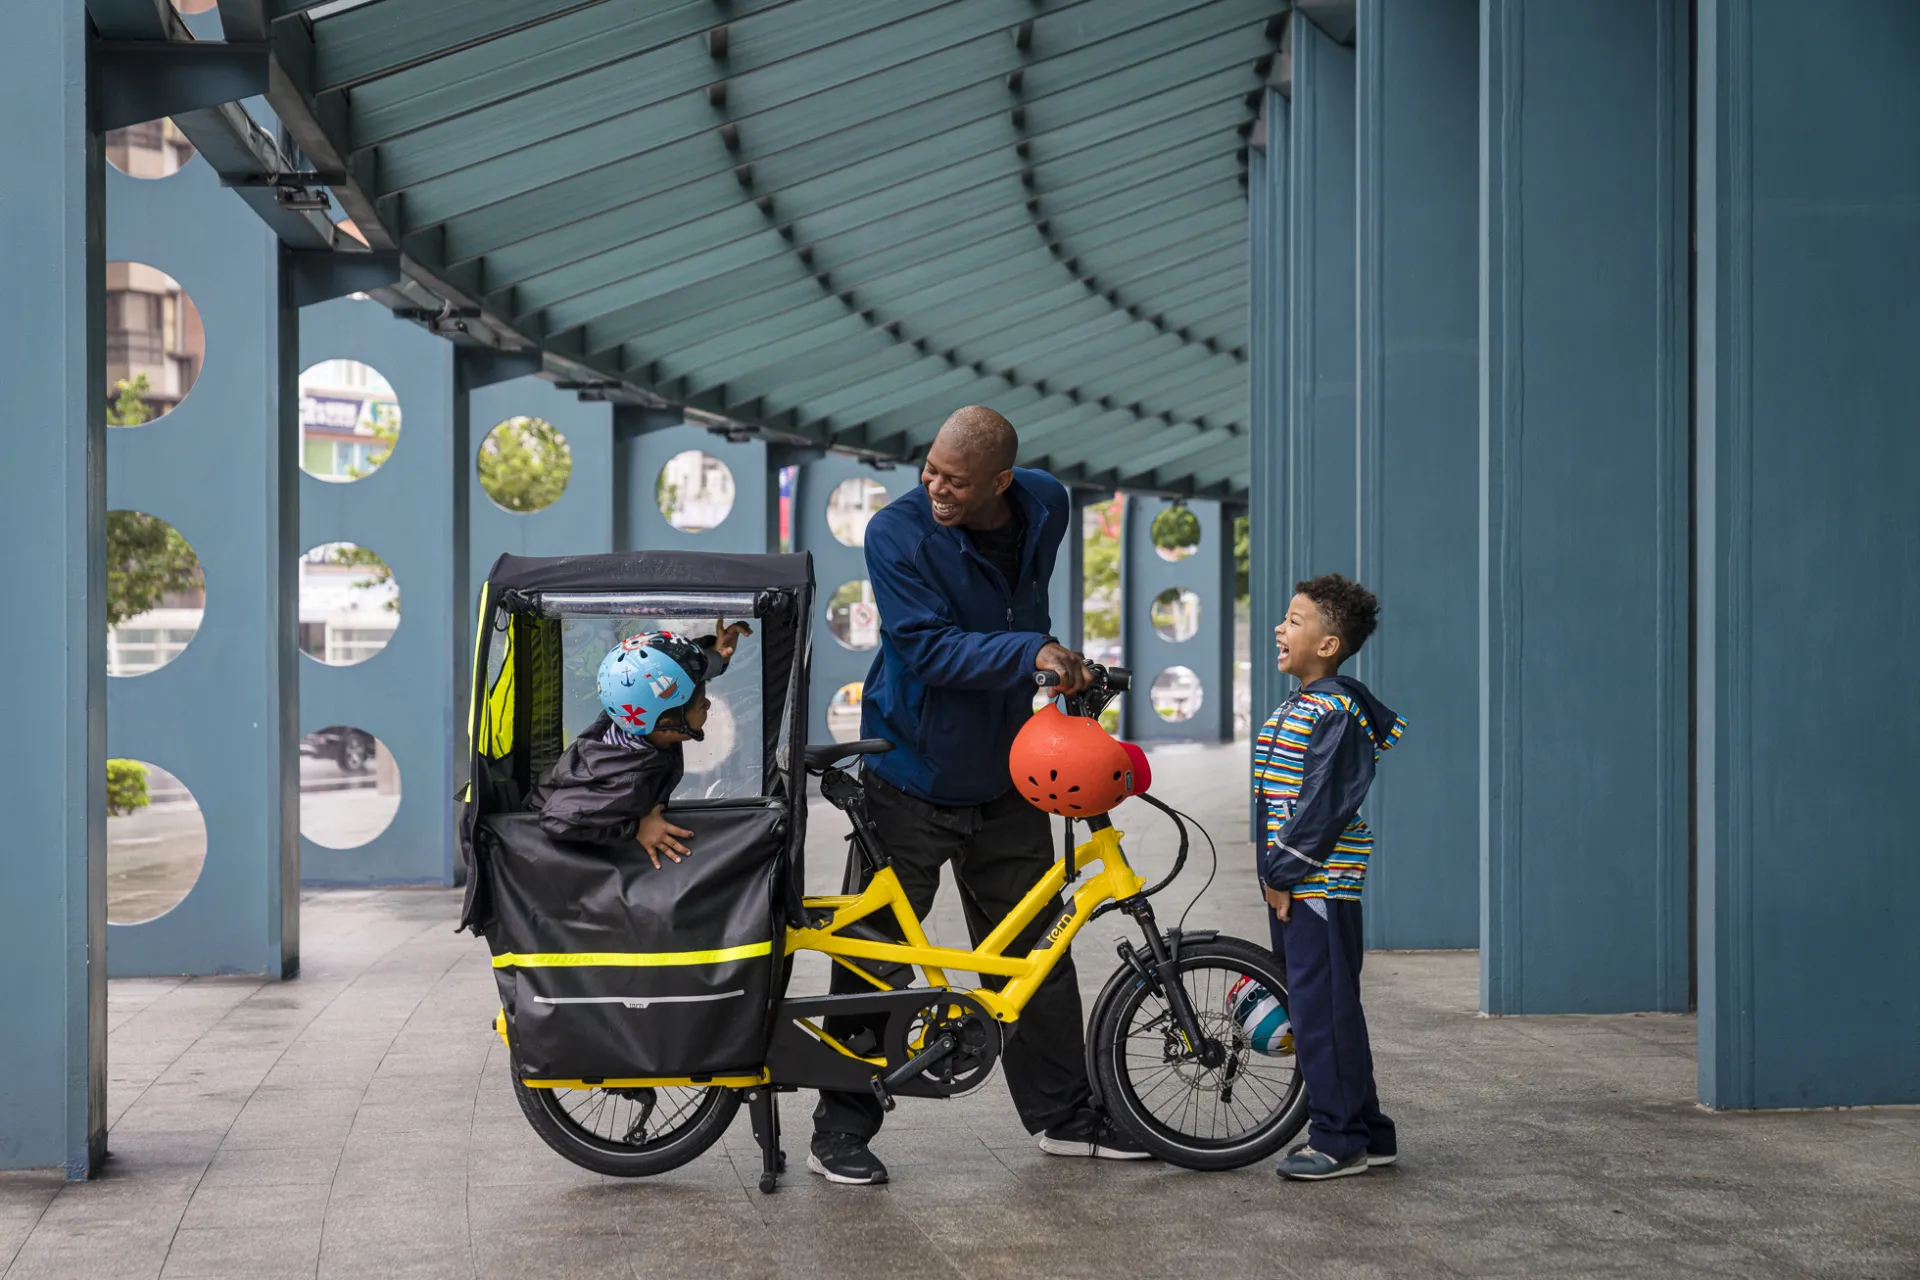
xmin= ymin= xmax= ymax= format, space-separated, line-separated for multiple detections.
xmin=558 ymin=613 xmax=767 ymax=802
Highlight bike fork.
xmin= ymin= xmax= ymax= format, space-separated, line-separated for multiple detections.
xmin=1121 ymin=901 xmax=1224 ymax=1068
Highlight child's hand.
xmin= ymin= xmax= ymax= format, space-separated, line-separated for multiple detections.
xmin=713 ymin=617 xmax=754 ymax=660
xmin=636 ymin=806 xmax=694 ymax=869
xmin=1264 ymin=885 xmax=1292 ymax=923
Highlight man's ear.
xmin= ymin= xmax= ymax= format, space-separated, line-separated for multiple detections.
xmin=993 ymin=469 xmax=1014 ymax=496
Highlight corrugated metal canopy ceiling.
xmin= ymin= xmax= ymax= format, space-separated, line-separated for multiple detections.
xmin=283 ymin=0 xmax=1285 ymax=496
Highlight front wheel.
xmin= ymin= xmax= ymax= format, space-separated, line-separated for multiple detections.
xmin=511 ymin=1077 xmax=740 ymax=1178
xmin=1091 ymin=936 xmax=1306 ymax=1171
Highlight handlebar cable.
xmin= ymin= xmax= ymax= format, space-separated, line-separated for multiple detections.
xmin=1088 ymin=790 xmax=1188 ymax=922
xmin=1169 ymin=803 xmax=1221 ymax=934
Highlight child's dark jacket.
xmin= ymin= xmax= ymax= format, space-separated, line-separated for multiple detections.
xmin=1253 ymin=674 xmax=1405 ymax=901
xmin=526 ymin=714 xmax=684 ymax=846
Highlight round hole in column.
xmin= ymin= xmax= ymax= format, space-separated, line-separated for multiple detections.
xmin=106 ymin=118 xmax=197 ymax=180
xmin=478 ymin=417 xmax=572 ymax=513
xmin=657 ymin=450 xmax=735 ymax=531
xmin=1150 ymin=505 xmax=1201 ymax=562
xmin=1150 ymin=587 xmax=1202 ymax=643
xmin=299 ymin=542 xmax=400 ymax=665
xmin=107 ymin=759 xmax=206 ymax=925
xmin=106 ymin=510 xmax=203 ymax=676
xmin=299 ymin=727 xmax=401 ymax=849
xmin=106 ymin=263 xmax=204 ymax=425
xmin=827 ymin=580 xmax=880 ymax=651
xmin=826 ymin=477 xmax=889 ymax=548
xmin=1149 ymin=666 xmax=1203 ymax=723
xmin=299 ymin=359 xmax=402 ymax=481
xmin=828 ymin=682 xmax=864 ymax=743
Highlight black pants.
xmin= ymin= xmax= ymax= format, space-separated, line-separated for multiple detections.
xmin=1271 ymin=895 xmax=1395 ymax=1162
xmin=812 ymin=773 xmax=1092 ymax=1142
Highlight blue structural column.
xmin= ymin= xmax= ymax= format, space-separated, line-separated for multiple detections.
xmin=1479 ymin=0 xmax=1690 ymax=1013
xmin=619 ymin=422 xmax=776 ymax=556
xmin=790 ymin=456 xmax=909 ymax=746
xmin=467 ymin=375 xmax=615 ymax=592
xmin=105 ymin=130 xmax=300 ymax=977
xmin=1351 ymin=0 xmax=1479 ymax=949
xmin=1046 ymin=489 xmax=1090 ymax=657
xmin=1696 ymin=0 xmax=1920 ymax=1107
xmin=0 ymin=0 xmax=106 ymax=1175
xmin=1246 ymin=89 xmax=1288 ymax=840
xmin=299 ymin=299 xmax=461 ymax=885
xmin=1120 ymin=499 xmax=1233 ymax=745
xmin=1283 ymin=12 xmax=1357 ymax=586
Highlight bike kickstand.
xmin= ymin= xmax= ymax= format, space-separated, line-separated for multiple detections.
xmin=747 ymin=1087 xmax=784 ymax=1193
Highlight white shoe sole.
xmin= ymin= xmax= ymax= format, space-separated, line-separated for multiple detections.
xmin=1037 ymin=1136 xmax=1155 ymax=1160
xmin=805 ymin=1152 xmax=887 ymax=1185
xmin=1367 ymin=1153 xmax=1397 ymax=1168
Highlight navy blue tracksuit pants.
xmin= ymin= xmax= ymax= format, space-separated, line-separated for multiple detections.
xmin=1271 ymin=897 xmax=1394 ymax=1162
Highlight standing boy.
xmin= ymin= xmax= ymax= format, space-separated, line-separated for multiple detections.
xmin=1254 ymin=574 xmax=1405 ymax=1181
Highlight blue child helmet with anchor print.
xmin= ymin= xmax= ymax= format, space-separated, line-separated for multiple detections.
xmin=595 ymin=631 xmax=709 ymax=738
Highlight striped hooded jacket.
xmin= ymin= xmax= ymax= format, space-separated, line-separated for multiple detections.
xmin=1253 ymin=675 xmax=1405 ymax=901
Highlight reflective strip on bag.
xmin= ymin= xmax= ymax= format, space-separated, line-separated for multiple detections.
xmin=490 ymin=942 xmax=774 ymax=969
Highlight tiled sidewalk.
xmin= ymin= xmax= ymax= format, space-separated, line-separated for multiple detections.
xmin=3 ymin=746 xmax=1915 ymax=1279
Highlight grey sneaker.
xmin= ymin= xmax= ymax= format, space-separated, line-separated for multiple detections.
xmin=1278 ymin=1143 xmax=1369 ymax=1181
xmin=1366 ymin=1150 xmax=1398 ymax=1168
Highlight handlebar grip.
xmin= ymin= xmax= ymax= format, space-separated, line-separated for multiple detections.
xmin=1107 ymin=668 xmax=1132 ymax=692
xmin=1033 ymin=670 xmax=1062 ymax=688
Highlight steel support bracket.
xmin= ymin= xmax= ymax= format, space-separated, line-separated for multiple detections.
xmin=457 ymin=348 xmax=545 ymax=391
xmin=94 ymin=39 xmax=270 ymax=132
xmin=288 ymin=249 xmax=401 ymax=307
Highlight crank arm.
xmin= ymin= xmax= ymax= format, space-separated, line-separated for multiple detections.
xmin=869 ymin=1032 xmax=957 ymax=1112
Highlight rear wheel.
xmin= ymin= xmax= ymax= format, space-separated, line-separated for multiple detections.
xmin=511 ymin=1077 xmax=740 ymax=1178
xmin=1092 ymin=936 xmax=1306 ymax=1171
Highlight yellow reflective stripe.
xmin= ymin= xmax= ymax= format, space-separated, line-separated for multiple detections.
xmin=491 ymin=942 xmax=773 ymax=969
xmin=483 ymin=625 xmax=516 ymax=756
xmin=466 ymin=585 xmax=491 ymax=747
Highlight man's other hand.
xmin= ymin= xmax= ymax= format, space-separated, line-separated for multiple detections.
xmin=1036 ymin=642 xmax=1092 ymax=694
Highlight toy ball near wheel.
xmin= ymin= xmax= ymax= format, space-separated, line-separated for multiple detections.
xmin=1228 ymin=975 xmax=1293 ymax=1056
xmin=1010 ymin=704 xmax=1150 ymax=817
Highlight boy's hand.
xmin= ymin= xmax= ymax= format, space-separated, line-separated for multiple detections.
xmin=713 ymin=618 xmax=753 ymax=660
xmin=1264 ymin=884 xmax=1292 ymax=923
xmin=636 ymin=806 xmax=694 ymax=870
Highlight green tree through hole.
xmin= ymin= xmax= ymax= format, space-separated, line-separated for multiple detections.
xmin=479 ymin=417 xmax=573 ymax=513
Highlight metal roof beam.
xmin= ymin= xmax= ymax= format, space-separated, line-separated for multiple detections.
xmin=309 ymin=0 xmax=630 ymax=93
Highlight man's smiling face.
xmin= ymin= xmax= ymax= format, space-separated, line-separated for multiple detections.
xmin=921 ymin=436 xmax=1011 ymax=528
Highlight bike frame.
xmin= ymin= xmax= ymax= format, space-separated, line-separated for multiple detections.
xmin=788 ymin=819 xmax=1144 ymax=1025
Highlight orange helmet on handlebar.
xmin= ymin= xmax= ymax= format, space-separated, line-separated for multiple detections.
xmin=1009 ymin=705 xmax=1149 ymax=817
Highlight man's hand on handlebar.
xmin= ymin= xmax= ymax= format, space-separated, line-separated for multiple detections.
xmin=1035 ymin=642 xmax=1093 ymax=695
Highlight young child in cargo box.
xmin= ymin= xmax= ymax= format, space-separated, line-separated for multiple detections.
xmin=526 ymin=621 xmax=751 ymax=868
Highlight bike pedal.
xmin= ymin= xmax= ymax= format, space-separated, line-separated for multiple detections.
xmin=868 ymin=1077 xmax=897 ymax=1113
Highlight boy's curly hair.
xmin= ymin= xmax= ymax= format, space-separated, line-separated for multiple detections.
xmin=1295 ymin=574 xmax=1380 ymax=661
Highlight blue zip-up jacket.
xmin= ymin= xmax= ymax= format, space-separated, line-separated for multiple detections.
xmin=860 ymin=468 xmax=1070 ymax=805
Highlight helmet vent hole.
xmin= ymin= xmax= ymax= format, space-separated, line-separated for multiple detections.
xmin=1067 ymin=785 xmax=1080 ymax=793
xmin=1112 ymin=770 xmax=1122 ymax=780
xmin=1049 ymin=769 xmax=1058 ymax=781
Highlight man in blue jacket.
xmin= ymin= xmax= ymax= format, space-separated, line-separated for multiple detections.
xmin=808 ymin=405 xmax=1150 ymax=1185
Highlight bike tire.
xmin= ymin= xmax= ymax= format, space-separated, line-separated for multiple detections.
xmin=511 ymin=1077 xmax=740 ymax=1178
xmin=1091 ymin=935 xmax=1307 ymax=1171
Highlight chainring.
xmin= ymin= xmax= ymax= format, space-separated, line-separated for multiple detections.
xmin=884 ymin=992 xmax=1003 ymax=1098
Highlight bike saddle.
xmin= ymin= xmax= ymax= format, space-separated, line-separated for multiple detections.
xmin=803 ymin=739 xmax=894 ymax=774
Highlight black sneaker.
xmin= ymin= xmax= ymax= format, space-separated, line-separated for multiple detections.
xmin=807 ymin=1133 xmax=888 ymax=1185
xmin=1038 ymin=1109 xmax=1154 ymax=1160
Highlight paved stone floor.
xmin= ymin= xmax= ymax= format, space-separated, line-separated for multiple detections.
xmin=4 ymin=745 xmax=1916 ymax=1279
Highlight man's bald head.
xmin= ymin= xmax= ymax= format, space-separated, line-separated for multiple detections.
xmin=921 ymin=406 xmax=1020 ymax=529
xmin=934 ymin=405 xmax=1019 ymax=474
